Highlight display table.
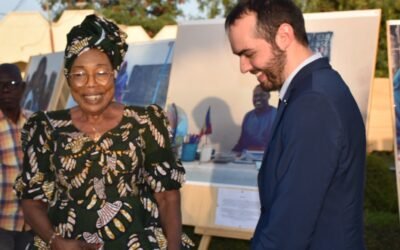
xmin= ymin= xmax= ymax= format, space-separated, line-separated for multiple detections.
xmin=184 ymin=160 xmax=258 ymax=187
xmin=181 ymin=161 xmax=260 ymax=249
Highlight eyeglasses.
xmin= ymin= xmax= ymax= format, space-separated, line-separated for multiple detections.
xmin=0 ymin=80 xmax=23 ymax=92
xmin=67 ymin=70 xmax=114 ymax=87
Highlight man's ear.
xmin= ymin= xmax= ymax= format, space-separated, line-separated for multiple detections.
xmin=275 ymin=23 xmax=294 ymax=51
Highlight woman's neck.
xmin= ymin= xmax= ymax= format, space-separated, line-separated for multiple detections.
xmin=77 ymin=102 xmax=117 ymax=124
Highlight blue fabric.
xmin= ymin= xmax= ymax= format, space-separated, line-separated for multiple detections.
xmin=233 ymin=107 xmax=276 ymax=152
xmin=393 ymin=69 xmax=400 ymax=147
xmin=252 ymin=58 xmax=366 ymax=250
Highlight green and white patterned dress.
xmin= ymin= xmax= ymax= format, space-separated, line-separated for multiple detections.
xmin=15 ymin=105 xmax=193 ymax=249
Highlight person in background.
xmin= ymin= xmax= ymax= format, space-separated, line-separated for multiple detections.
xmin=0 ymin=63 xmax=33 ymax=250
xmin=232 ymin=84 xmax=276 ymax=154
xmin=226 ymin=0 xmax=366 ymax=249
xmin=15 ymin=14 xmax=193 ymax=250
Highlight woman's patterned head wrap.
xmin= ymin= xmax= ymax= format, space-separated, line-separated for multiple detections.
xmin=64 ymin=14 xmax=128 ymax=76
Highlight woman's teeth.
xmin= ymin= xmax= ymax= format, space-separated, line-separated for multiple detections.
xmin=84 ymin=95 xmax=102 ymax=102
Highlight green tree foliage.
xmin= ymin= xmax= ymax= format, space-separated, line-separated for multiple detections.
xmin=38 ymin=0 xmax=69 ymax=20
xmin=196 ymin=0 xmax=235 ymax=19
xmin=100 ymin=0 xmax=185 ymax=37
xmin=39 ymin=0 xmax=185 ymax=37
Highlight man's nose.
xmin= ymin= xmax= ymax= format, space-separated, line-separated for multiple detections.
xmin=240 ymin=56 xmax=252 ymax=73
xmin=1 ymin=84 xmax=11 ymax=92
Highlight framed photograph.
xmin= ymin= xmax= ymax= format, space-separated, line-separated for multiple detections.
xmin=22 ymin=52 xmax=65 ymax=112
xmin=117 ymin=40 xmax=175 ymax=108
xmin=387 ymin=20 xmax=400 ymax=217
xmin=167 ymin=10 xmax=381 ymax=152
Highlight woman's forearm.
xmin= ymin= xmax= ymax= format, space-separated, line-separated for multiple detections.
xmin=154 ymin=190 xmax=182 ymax=250
xmin=22 ymin=200 xmax=99 ymax=250
xmin=21 ymin=199 xmax=56 ymax=243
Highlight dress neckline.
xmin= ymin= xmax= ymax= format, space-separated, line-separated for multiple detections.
xmin=67 ymin=105 xmax=128 ymax=142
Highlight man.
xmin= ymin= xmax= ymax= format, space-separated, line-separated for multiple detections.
xmin=232 ymin=84 xmax=276 ymax=154
xmin=225 ymin=1 xmax=366 ymax=249
xmin=0 ymin=63 xmax=33 ymax=250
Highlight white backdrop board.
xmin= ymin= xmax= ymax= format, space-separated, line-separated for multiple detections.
xmin=387 ymin=20 xmax=400 ymax=218
xmin=305 ymin=10 xmax=381 ymax=123
xmin=167 ymin=9 xmax=381 ymax=152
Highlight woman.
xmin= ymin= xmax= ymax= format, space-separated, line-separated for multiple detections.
xmin=15 ymin=14 xmax=193 ymax=250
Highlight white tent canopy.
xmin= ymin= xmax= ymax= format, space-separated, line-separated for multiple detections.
xmin=0 ymin=10 xmax=174 ymax=65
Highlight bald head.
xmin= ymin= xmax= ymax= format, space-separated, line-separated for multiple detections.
xmin=253 ymin=84 xmax=270 ymax=111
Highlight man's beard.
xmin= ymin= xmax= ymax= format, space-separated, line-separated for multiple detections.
xmin=259 ymin=47 xmax=286 ymax=91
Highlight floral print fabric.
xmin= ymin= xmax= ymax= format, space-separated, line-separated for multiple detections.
xmin=15 ymin=105 xmax=193 ymax=249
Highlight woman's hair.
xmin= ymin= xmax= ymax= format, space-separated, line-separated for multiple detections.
xmin=64 ymin=14 xmax=128 ymax=76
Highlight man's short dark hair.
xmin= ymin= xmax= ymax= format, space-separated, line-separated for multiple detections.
xmin=0 ymin=63 xmax=23 ymax=82
xmin=225 ymin=0 xmax=308 ymax=47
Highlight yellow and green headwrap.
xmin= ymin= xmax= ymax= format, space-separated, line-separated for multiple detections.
xmin=64 ymin=14 xmax=128 ymax=76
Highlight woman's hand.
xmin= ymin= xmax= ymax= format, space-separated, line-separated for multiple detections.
xmin=51 ymin=237 xmax=101 ymax=250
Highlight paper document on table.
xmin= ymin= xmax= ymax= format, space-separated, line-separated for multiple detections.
xmin=215 ymin=188 xmax=260 ymax=229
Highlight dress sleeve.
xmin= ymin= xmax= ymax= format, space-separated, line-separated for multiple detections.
xmin=14 ymin=111 xmax=55 ymax=203
xmin=142 ymin=104 xmax=186 ymax=192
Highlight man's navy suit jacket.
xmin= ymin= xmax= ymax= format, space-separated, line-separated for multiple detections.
xmin=251 ymin=58 xmax=366 ymax=250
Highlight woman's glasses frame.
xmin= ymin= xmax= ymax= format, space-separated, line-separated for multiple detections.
xmin=67 ymin=70 xmax=114 ymax=87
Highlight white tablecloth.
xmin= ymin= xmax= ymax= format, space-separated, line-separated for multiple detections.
xmin=183 ymin=161 xmax=258 ymax=188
